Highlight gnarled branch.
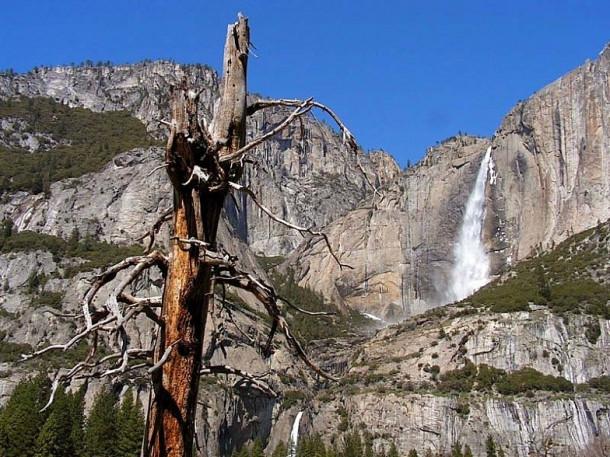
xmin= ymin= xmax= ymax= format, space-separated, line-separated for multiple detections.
xmin=137 ymin=207 xmax=173 ymax=254
xmin=228 ymin=181 xmax=352 ymax=270
xmin=200 ymin=364 xmax=277 ymax=398
xmin=215 ymin=265 xmax=339 ymax=382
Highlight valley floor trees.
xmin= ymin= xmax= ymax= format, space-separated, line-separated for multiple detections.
xmin=20 ymin=14 xmax=365 ymax=457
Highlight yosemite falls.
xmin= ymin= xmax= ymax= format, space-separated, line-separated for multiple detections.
xmin=448 ymin=146 xmax=494 ymax=302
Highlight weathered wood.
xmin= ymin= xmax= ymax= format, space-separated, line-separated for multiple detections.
xmin=16 ymin=13 xmax=362 ymax=457
xmin=145 ymin=15 xmax=250 ymax=457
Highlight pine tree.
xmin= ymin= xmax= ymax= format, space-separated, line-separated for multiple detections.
xmin=463 ymin=444 xmax=473 ymax=457
xmin=451 ymin=441 xmax=464 ymax=457
xmin=68 ymin=387 xmax=86 ymax=457
xmin=344 ymin=431 xmax=363 ymax=457
xmin=35 ymin=388 xmax=75 ymax=457
xmin=485 ymin=435 xmax=497 ymax=457
xmin=360 ymin=431 xmax=373 ymax=457
xmin=408 ymin=450 xmax=419 ymax=457
xmin=387 ymin=442 xmax=399 ymax=457
xmin=272 ymin=441 xmax=288 ymax=457
xmin=236 ymin=445 xmax=249 ymax=457
xmin=116 ymin=388 xmax=145 ymax=457
xmin=328 ymin=442 xmax=341 ymax=457
xmin=310 ymin=433 xmax=327 ymax=457
xmin=250 ymin=437 xmax=264 ymax=457
xmin=84 ymin=386 xmax=118 ymax=457
xmin=0 ymin=373 xmax=50 ymax=457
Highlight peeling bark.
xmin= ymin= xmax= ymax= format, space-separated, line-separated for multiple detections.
xmin=19 ymin=13 xmax=363 ymax=457
xmin=145 ymin=15 xmax=250 ymax=457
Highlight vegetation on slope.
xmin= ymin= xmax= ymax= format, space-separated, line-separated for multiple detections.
xmin=0 ymin=221 xmax=142 ymax=277
xmin=0 ymin=375 xmax=144 ymax=457
xmin=0 ymin=97 xmax=159 ymax=194
xmin=436 ymin=361 xmax=574 ymax=395
xmin=268 ymin=268 xmax=370 ymax=342
xmin=462 ymin=221 xmax=610 ymax=317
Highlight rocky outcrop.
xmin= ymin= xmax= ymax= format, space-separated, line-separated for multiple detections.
xmin=233 ymin=110 xmax=400 ymax=256
xmin=284 ymin=135 xmax=492 ymax=320
xmin=489 ymin=43 xmax=610 ymax=265
xmin=310 ymin=392 xmax=608 ymax=457
xmin=0 ymin=62 xmax=401 ymax=257
xmin=299 ymin=306 xmax=610 ymax=457
xmin=0 ymin=62 xmax=218 ymax=136
xmin=285 ymin=44 xmax=610 ymax=320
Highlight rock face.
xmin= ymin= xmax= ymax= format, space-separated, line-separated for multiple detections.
xmin=0 ymin=62 xmax=219 ymax=136
xmin=489 ymin=44 xmax=610 ymax=264
xmin=1 ymin=44 xmax=610 ymax=456
xmin=0 ymin=62 xmax=400 ymax=257
xmin=286 ymin=44 xmax=610 ymax=321
xmin=303 ymin=305 xmax=610 ymax=457
xmin=232 ymin=109 xmax=400 ymax=256
xmin=311 ymin=392 xmax=608 ymax=457
xmin=0 ymin=61 xmax=397 ymax=456
xmin=285 ymin=135 xmax=492 ymax=319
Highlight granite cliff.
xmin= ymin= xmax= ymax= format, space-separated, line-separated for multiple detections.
xmin=286 ymin=43 xmax=610 ymax=322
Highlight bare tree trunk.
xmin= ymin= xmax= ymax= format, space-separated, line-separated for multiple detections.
xmin=146 ymin=15 xmax=249 ymax=457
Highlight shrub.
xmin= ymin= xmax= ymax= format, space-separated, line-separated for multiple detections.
xmin=282 ymin=390 xmax=306 ymax=409
xmin=588 ymin=376 xmax=610 ymax=392
xmin=0 ymin=97 xmax=159 ymax=194
xmin=30 ymin=291 xmax=64 ymax=309
xmin=495 ymin=368 xmax=573 ymax=395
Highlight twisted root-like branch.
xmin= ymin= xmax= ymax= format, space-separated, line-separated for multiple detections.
xmin=215 ymin=265 xmax=339 ymax=382
xmin=228 ymin=181 xmax=352 ymax=270
xmin=23 ymin=250 xmax=169 ymax=410
xmin=39 ymin=347 xmax=152 ymax=412
xmin=137 ymin=208 xmax=173 ymax=254
xmin=81 ymin=251 xmax=167 ymax=329
xmin=200 ymin=364 xmax=277 ymax=398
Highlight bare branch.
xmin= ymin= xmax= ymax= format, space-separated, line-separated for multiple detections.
xmin=20 ymin=313 xmax=117 ymax=362
xmin=216 ymin=287 xmax=256 ymax=345
xmin=220 ymin=98 xmax=313 ymax=163
xmin=182 ymin=165 xmax=211 ymax=186
xmin=147 ymin=163 xmax=169 ymax=177
xmin=200 ymin=364 xmax=277 ymax=398
xmin=148 ymin=339 xmax=182 ymax=374
xmin=118 ymin=292 xmax=162 ymax=308
xmin=215 ymin=266 xmax=339 ymax=382
xmin=42 ymin=309 xmax=79 ymax=318
xmin=278 ymin=296 xmax=336 ymax=316
xmin=81 ymin=251 xmax=167 ymax=330
xmin=40 ymin=378 xmax=61 ymax=412
xmin=77 ymin=348 xmax=152 ymax=379
xmin=246 ymin=98 xmax=382 ymax=195
xmin=170 ymin=237 xmax=237 ymax=266
xmin=38 ymin=347 xmax=152 ymax=413
xmin=228 ymin=181 xmax=352 ymax=270
xmin=137 ymin=208 xmax=173 ymax=254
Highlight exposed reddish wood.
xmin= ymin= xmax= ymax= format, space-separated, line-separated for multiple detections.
xmin=145 ymin=15 xmax=250 ymax=457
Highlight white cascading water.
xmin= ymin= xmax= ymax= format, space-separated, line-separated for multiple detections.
xmin=288 ymin=411 xmax=303 ymax=457
xmin=448 ymin=146 xmax=493 ymax=302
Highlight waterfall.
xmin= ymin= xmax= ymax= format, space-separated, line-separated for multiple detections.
xmin=288 ymin=411 xmax=303 ymax=457
xmin=448 ymin=146 xmax=493 ymax=302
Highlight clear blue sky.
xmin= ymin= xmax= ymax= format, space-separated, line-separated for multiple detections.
xmin=1 ymin=1 xmax=608 ymax=167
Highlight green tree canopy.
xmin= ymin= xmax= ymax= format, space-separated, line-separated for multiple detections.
xmin=0 ymin=373 xmax=50 ymax=457
xmin=84 ymin=386 xmax=118 ymax=457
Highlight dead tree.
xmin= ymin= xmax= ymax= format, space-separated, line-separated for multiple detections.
xmin=21 ymin=14 xmax=363 ymax=457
